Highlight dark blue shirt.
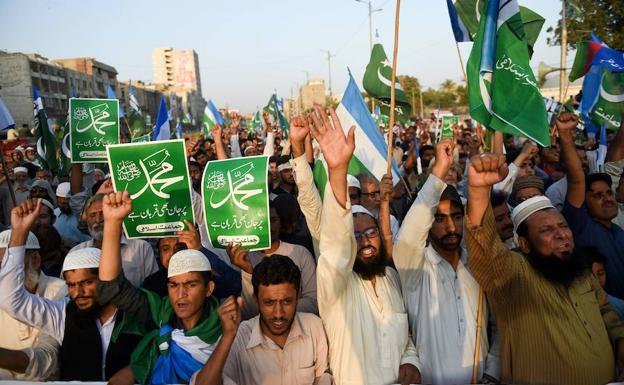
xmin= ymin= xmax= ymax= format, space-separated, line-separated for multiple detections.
xmin=562 ymin=200 xmax=624 ymax=298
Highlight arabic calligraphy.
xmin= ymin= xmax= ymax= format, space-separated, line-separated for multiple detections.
xmin=594 ymin=107 xmax=621 ymax=128
xmin=74 ymin=103 xmax=116 ymax=135
xmin=495 ymin=55 xmax=538 ymax=89
xmin=127 ymin=149 xmax=184 ymax=200
xmin=208 ymin=162 xmax=262 ymax=210
xmin=75 ymin=137 xmax=115 ymax=148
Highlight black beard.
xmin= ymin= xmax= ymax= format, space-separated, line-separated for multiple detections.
xmin=353 ymin=250 xmax=387 ymax=280
xmin=59 ymin=205 xmax=72 ymax=215
xmin=525 ymin=248 xmax=589 ymax=287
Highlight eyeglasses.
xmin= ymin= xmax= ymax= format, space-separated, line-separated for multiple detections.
xmin=354 ymin=227 xmax=380 ymax=241
xmin=360 ymin=191 xmax=380 ymax=198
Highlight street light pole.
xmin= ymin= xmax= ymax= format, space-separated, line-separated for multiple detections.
xmin=321 ymin=49 xmax=335 ymax=98
xmin=355 ymin=0 xmax=382 ymax=52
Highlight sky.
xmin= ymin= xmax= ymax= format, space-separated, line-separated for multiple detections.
xmin=0 ymin=0 xmax=568 ymax=114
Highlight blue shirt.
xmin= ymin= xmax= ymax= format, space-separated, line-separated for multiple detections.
xmin=562 ymin=200 xmax=624 ymax=298
xmin=54 ymin=211 xmax=90 ymax=244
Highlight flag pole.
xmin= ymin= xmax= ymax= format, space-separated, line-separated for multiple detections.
xmin=386 ymin=0 xmax=401 ymax=175
xmin=0 ymin=142 xmax=16 ymax=207
xmin=455 ymin=42 xmax=468 ymax=84
xmin=471 ymin=287 xmax=485 ymax=383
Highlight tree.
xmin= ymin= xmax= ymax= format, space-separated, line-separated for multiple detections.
xmin=397 ymin=75 xmax=422 ymax=114
xmin=547 ymin=0 xmax=624 ymax=50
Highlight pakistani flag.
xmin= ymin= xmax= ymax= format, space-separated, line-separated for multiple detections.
xmin=33 ymin=86 xmax=59 ymax=172
xmin=264 ymin=94 xmax=289 ymax=138
xmin=128 ymin=84 xmax=146 ymax=138
xmin=580 ymin=67 xmax=624 ymax=132
xmin=58 ymin=117 xmax=72 ymax=176
xmin=313 ymin=72 xmax=401 ymax=199
xmin=363 ymin=43 xmax=411 ymax=122
xmin=466 ymin=0 xmax=550 ymax=146
xmin=203 ymin=100 xmax=224 ymax=136
xmin=451 ymin=0 xmax=544 ymax=57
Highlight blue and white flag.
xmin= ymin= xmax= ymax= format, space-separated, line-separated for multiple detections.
xmin=446 ymin=0 xmax=471 ymax=42
xmin=176 ymin=120 xmax=183 ymax=139
xmin=597 ymin=120 xmax=607 ymax=172
xmin=0 ymin=96 xmax=15 ymax=130
xmin=203 ymin=99 xmax=224 ymax=130
xmin=152 ymin=96 xmax=171 ymax=141
xmin=313 ymin=71 xmax=400 ymax=198
xmin=107 ymin=85 xmax=125 ymax=118
xmin=129 ymin=85 xmax=140 ymax=113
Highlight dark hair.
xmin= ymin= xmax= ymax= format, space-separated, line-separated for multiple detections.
xmin=586 ymin=172 xmax=612 ymax=192
xmin=516 ymin=221 xmax=528 ymax=239
xmin=421 ymin=144 xmax=434 ymax=153
xmin=276 ymin=155 xmax=291 ymax=167
xmin=273 ymin=193 xmax=300 ymax=227
xmin=269 ymin=155 xmax=279 ymax=164
xmin=252 ymin=255 xmax=301 ymax=297
xmin=581 ymin=246 xmax=606 ymax=265
xmin=490 ymin=190 xmax=509 ymax=208
xmin=188 ymin=160 xmax=201 ymax=170
xmin=195 ymin=150 xmax=207 ymax=158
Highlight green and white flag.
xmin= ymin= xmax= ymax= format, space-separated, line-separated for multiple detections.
xmin=107 ymin=139 xmax=195 ymax=238
xmin=263 ymin=94 xmax=289 ymax=138
xmin=202 ymin=155 xmax=270 ymax=250
xmin=587 ymin=70 xmax=624 ymax=131
xmin=363 ymin=43 xmax=411 ymax=122
xmin=452 ymin=0 xmax=545 ymax=57
xmin=131 ymin=133 xmax=151 ymax=143
xmin=466 ymin=0 xmax=550 ymax=146
xmin=33 ymin=87 xmax=59 ymax=173
xmin=69 ymin=98 xmax=120 ymax=162
xmin=128 ymin=84 xmax=146 ymax=139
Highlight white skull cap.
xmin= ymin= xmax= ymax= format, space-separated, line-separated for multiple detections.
xmin=167 ymin=249 xmax=212 ymax=278
xmin=0 ymin=230 xmax=40 ymax=249
xmin=61 ymin=247 xmax=101 ymax=273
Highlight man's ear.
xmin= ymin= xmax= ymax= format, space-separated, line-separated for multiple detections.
xmin=518 ymin=236 xmax=531 ymax=254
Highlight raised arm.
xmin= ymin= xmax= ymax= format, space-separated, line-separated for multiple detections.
xmin=557 ymin=113 xmax=585 ymax=208
xmin=211 ymin=125 xmax=229 ymax=160
xmin=393 ymin=138 xmax=453 ymax=288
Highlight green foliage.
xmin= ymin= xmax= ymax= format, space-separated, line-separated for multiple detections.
xmin=547 ymin=0 xmax=624 ymax=50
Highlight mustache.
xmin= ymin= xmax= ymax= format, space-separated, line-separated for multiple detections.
xmin=441 ymin=233 xmax=462 ymax=241
xmin=270 ymin=318 xmax=287 ymax=323
xmin=357 ymin=245 xmax=378 ymax=257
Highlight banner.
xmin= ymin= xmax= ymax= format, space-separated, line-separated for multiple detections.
xmin=107 ymin=139 xmax=195 ymax=238
xmin=70 ymin=98 xmax=119 ymax=162
xmin=202 ymin=155 xmax=270 ymax=250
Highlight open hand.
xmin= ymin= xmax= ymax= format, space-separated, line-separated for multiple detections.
xmin=103 ymin=191 xmax=132 ymax=222
xmin=309 ymin=104 xmax=355 ymax=171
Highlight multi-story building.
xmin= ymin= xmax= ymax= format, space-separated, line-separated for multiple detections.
xmin=53 ymin=57 xmax=119 ymax=99
xmin=0 ymin=51 xmax=70 ymax=127
xmin=118 ymin=80 xmax=162 ymax=127
xmin=299 ymin=79 xmax=326 ymax=111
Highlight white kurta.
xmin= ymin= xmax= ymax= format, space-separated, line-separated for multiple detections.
xmin=393 ymin=174 xmax=500 ymax=384
xmin=317 ymin=184 xmax=418 ymax=385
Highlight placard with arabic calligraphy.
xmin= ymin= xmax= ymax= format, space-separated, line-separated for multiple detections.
xmin=107 ymin=139 xmax=195 ymax=238
xmin=441 ymin=115 xmax=460 ymax=139
xmin=202 ymin=155 xmax=270 ymax=251
xmin=70 ymin=98 xmax=120 ymax=162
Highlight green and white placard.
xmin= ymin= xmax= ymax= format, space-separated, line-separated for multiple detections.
xmin=202 ymin=155 xmax=270 ymax=250
xmin=441 ymin=115 xmax=460 ymax=139
xmin=70 ymin=98 xmax=120 ymax=162
xmin=107 ymin=139 xmax=195 ymax=238
xmin=132 ymin=133 xmax=151 ymax=143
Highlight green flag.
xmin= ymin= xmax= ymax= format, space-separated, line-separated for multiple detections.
xmin=363 ymin=43 xmax=411 ymax=121
xmin=467 ymin=0 xmax=550 ymax=146
xmin=33 ymin=88 xmax=59 ymax=173
xmin=588 ymin=70 xmax=624 ymax=131
xmin=263 ymin=95 xmax=289 ymax=138
xmin=453 ymin=0 xmax=544 ymax=58
xmin=58 ymin=117 xmax=72 ymax=176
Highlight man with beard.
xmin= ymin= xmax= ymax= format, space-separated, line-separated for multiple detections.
xmin=464 ymin=148 xmax=624 ymax=383
xmin=12 ymin=167 xmax=30 ymax=205
xmin=357 ymin=173 xmax=400 ymax=244
xmin=490 ymin=190 xmax=515 ymax=249
xmin=311 ymin=105 xmax=420 ymax=385
xmin=0 ymin=229 xmax=66 ymax=380
xmin=0 ymin=198 xmax=145 ymax=381
xmin=393 ymin=137 xmax=499 ymax=384
xmin=70 ymin=193 xmax=157 ymax=288
xmin=194 ymin=255 xmax=332 ymax=385
xmin=53 ymin=182 xmax=89 ymax=246
xmin=227 ymin=203 xmax=317 ymax=320
xmin=558 ymin=113 xmax=624 ymax=299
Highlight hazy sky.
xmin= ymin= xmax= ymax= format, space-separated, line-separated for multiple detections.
xmin=0 ymin=0 xmax=568 ymax=113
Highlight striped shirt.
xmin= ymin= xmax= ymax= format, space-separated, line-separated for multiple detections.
xmin=465 ymin=204 xmax=624 ymax=385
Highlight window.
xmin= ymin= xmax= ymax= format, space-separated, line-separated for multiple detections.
xmin=30 ymin=61 xmax=38 ymax=73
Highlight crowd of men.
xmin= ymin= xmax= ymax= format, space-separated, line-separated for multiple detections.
xmin=0 ymin=107 xmax=622 ymax=385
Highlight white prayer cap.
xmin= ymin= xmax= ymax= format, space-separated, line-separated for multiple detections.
xmin=347 ymin=174 xmax=361 ymax=190
xmin=351 ymin=204 xmax=374 ymax=218
xmin=168 ymin=249 xmax=212 ymax=278
xmin=511 ymin=196 xmax=555 ymax=231
xmin=56 ymin=182 xmax=71 ymax=198
xmin=13 ymin=166 xmax=28 ymax=174
xmin=0 ymin=230 xmax=40 ymax=249
xmin=277 ymin=163 xmax=292 ymax=172
xmin=61 ymin=247 xmax=101 ymax=273
xmin=14 ymin=146 xmax=24 ymax=152
xmin=26 ymin=146 xmax=34 ymax=151
xmin=93 ymin=168 xmax=104 ymax=176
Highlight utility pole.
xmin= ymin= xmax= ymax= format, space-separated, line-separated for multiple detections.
xmin=559 ymin=0 xmax=568 ymax=103
xmin=302 ymin=70 xmax=310 ymax=85
xmin=321 ymin=49 xmax=335 ymax=98
xmin=355 ymin=0 xmax=382 ymax=53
